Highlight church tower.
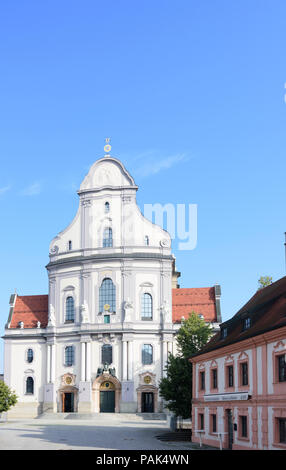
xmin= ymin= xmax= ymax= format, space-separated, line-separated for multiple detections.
xmin=43 ymin=142 xmax=175 ymax=414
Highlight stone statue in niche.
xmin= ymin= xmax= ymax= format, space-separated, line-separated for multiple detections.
xmin=160 ymin=300 xmax=170 ymax=323
xmin=80 ymin=302 xmax=89 ymax=323
xmin=123 ymin=298 xmax=133 ymax=322
xmin=48 ymin=305 xmax=56 ymax=326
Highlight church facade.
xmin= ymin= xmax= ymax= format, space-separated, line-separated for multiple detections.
xmin=3 ymin=147 xmax=221 ymax=418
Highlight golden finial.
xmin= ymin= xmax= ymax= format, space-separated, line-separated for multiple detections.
xmin=104 ymin=137 xmax=111 ymax=157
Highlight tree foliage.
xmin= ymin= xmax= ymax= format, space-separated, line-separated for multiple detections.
xmin=0 ymin=380 xmax=17 ymax=413
xmin=258 ymin=276 xmax=273 ymax=290
xmin=159 ymin=355 xmax=192 ymax=419
xmin=159 ymin=312 xmax=213 ymax=418
xmin=176 ymin=312 xmax=213 ymax=359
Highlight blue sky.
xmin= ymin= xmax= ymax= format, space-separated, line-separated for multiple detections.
xmin=1 ymin=1 xmax=286 ymax=372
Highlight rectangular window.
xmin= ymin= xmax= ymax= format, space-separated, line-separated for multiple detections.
xmin=211 ymin=414 xmax=217 ymax=433
xmin=199 ymin=413 xmax=204 ymax=430
xmin=65 ymin=346 xmax=74 ymax=367
xmin=279 ymin=418 xmax=286 ymax=443
xmin=142 ymin=344 xmax=153 ymax=365
xmin=200 ymin=371 xmax=205 ymax=391
xmin=278 ymin=355 xmax=286 ymax=382
xmin=227 ymin=365 xmax=234 ymax=387
xmin=212 ymin=369 xmax=218 ymax=389
xmin=240 ymin=415 xmax=248 ymax=438
xmin=243 ymin=317 xmax=251 ymax=330
xmin=241 ymin=362 xmax=248 ymax=386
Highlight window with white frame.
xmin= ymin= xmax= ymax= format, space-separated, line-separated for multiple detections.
xmin=141 ymin=293 xmax=153 ymax=320
xmin=65 ymin=345 xmax=75 ymax=366
xmin=142 ymin=344 xmax=153 ymax=365
xmin=103 ymin=227 xmax=113 ymax=247
xmin=99 ymin=278 xmax=116 ymax=313
xmin=65 ymin=296 xmax=75 ymax=322
xmin=26 ymin=376 xmax=34 ymax=394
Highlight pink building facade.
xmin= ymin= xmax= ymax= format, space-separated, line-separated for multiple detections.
xmin=190 ymin=277 xmax=286 ymax=450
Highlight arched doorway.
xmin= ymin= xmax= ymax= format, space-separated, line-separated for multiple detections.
xmin=58 ymin=386 xmax=78 ymax=413
xmin=100 ymin=381 xmax=115 ymax=413
xmin=92 ymin=374 xmax=121 ymax=413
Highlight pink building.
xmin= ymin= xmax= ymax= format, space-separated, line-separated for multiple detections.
xmin=190 ymin=276 xmax=286 ymax=450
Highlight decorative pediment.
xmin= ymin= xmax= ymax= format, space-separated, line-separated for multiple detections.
xmin=238 ymin=351 xmax=248 ymax=361
xmin=61 ymin=373 xmax=76 ymax=387
xmin=273 ymin=340 xmax=286 ymax=351
xmin=139 ymin=371 xmax=156 ymax=386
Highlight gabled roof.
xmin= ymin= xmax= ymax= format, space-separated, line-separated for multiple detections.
xmin=190 ymin=276 xmax=286 ymax=359
xmin=9 ymin=295 xmax=48 ymax=329
xmin=172 ymin=287 xmax=218 ymax=323
xmin=7 ymin=286 xmax=219 ymax=329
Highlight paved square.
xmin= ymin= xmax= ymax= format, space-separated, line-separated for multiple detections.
xmin=0 ymin=414 xmax=213 ymax=450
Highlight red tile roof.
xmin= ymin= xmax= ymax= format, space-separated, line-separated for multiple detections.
xmin=8 ymin=287 xmax=218 ymax=328
xmin=9 ymin=295 xmax=48 ymax=328
xmin=172 ymin=287 xmax=217 ymax=323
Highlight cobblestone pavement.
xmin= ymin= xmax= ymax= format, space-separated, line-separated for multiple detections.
xmin=0 ymin=414 xmax=216 ymax=451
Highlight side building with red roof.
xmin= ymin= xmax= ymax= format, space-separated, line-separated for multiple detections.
xmin=190 ymin=276 xmax=286 ymax=450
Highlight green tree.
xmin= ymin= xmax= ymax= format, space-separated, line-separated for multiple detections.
xmin=0 ymin=380 xmax=17 ymax=413
xmin=258 ymin=276 xmax=273 ymax=290
xmin=176 ymin=312 xmax=213 ymax=359
xmin=159 ymin=355 xmax=192 ymax=419
xmin=159 ymin=312 xmax=213 ymax=420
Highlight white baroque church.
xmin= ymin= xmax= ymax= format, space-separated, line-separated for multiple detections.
xmin=3 ymin=145 xmax=221 ymax=418
xmin=3 ymin=147 xmax=177 ymax=417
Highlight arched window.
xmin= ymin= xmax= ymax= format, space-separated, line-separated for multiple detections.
xmin=26 ymin=376 xmax=34 ymax=394
xmin=102 ymin=344 xmax=112 ymax=365
xmin=144 ymin=235 xmax=149 ymax=246
xmin=141 ymin=293 xmax=153 ymax=320
xmin=142 ymin=344 xmax=153 ymax=365
xmin=65 ymin=346 xmax=74 ymax=366
xmin=68 ymin=240 xmax=72 ymax=251
xmin=65 ymin=296 xmax=75 ymax=322
xmin=103 ymin=227 xmax=113 ymax=247
xmin=105 ymin=202 xmax=110 ymax=213
xmin=27 ymin=349 xmax=33 ymax=363
xmin=99 ymin=278 xmax=116 ymax=313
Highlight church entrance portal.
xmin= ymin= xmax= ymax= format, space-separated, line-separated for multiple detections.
xmin=63 ymin=392 xmax=74 ymax=412
xmin=142 ymin=392 xmax=154 ymax=413
xmin=100 ymin=390 xmax=115 ymax=412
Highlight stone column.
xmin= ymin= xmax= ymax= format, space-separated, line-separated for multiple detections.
xmin=43 ymin=339 xmax=56 ymax=413
xmin=81 ymin=341 xmax=86 ymax=382
xmin=47 ymin=344 xmax=51 ymax=383
xmin=162 ymin=340 xmax=168 ymax=378
xmin=127 ymin=341 xmax=133 ymax=381
xmin=86 ymin=341 xmax=91 ymax=381
xmin=78 ymin=335 xmax=92 ymax=414
xmin=50 ymin=343 xmax=56 ymax=384
xmin=122 ymin=340 xmax=128 ymax=381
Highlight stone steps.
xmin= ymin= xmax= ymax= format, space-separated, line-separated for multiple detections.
xmin=37 ymin=412 xmax=167 ymax=420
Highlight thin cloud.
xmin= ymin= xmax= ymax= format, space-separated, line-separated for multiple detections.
xmin=133 ymin=153 xmax=189 ymax=177
xmin=22 ymin=182 xmax=42 ymax=196
xmin=0 ymin=185 xmax=11 ymax=195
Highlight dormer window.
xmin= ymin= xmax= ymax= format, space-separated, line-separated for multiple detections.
xmin=144 ymin=235 xmax=149 ymax=246
xmin=68 ymin=240 xmax=72 ymax=251
xmin=105 ymin=202 xmax=110 ymax=213
xmin=221 ymin=327 xmax=228 ymax=339
xmin=243 ymin=317 xmax=251 ymax=330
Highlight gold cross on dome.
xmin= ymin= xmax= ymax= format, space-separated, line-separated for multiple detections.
xmin=104 ymin=137 xmax=112 ymax=156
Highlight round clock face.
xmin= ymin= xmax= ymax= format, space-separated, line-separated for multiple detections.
xmin=144 ymin=376 xmax=151 ymax=384
xmin=104 ymin=304 xmax=110 ymax=311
